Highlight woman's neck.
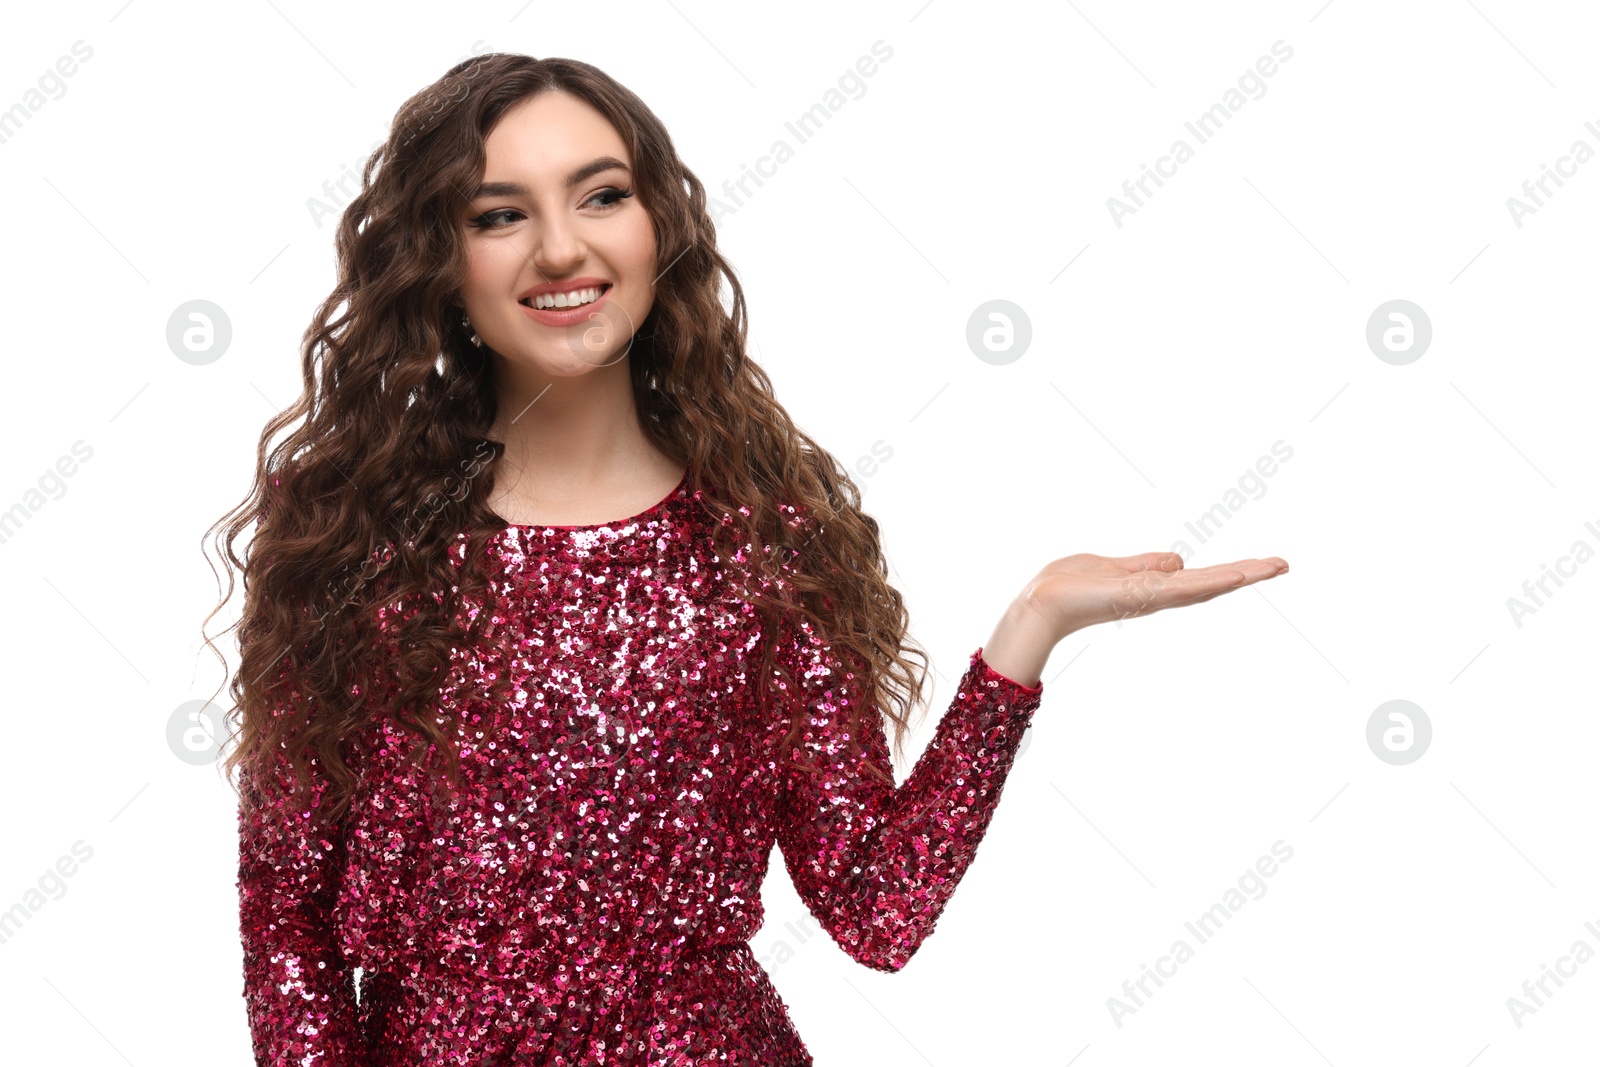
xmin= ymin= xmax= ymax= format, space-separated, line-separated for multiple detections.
xmin=485 ymin=359 xmax=682 ymax=525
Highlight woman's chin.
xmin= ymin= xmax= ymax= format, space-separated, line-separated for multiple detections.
xmin=498 ymin=345 xmax=632 ymax=377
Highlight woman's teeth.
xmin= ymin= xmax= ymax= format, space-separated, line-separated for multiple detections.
xmin=524 ymin=287 xmax=605 ymax=310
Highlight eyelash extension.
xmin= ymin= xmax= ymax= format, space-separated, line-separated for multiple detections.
xmin=468 ymin=187 xmax=635 ymax=229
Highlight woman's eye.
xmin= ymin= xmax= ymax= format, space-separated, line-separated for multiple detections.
xmin=470 ymin=209 xmax=521 ymax=229
xmin=470 ymin=189 xmax=632 ymax=229
xmin=587 ymin=187 xmax=634 ymax=209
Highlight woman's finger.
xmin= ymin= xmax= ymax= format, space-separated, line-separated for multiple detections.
xmin=1120 ymin=561 xmax=1280 ymax=613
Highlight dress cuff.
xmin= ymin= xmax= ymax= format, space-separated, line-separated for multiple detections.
xmin=971 ymin=646 xmax=1044 ymax=695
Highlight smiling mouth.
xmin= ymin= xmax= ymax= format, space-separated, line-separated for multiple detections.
xmin=520 ymin=283 xmax=612 ymax=311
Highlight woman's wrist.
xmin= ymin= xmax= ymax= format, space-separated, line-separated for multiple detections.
xmin=980 ymin=598 xmax=1063 ymax=691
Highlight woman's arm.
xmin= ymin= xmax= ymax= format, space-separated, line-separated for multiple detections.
xmin=236 ymin=683 xmax=366 ymax=1067
xmin=771 ymin=549 xmax=1288 ymax=973
xmin=772 ymin=617 xmax=1043 ymax=973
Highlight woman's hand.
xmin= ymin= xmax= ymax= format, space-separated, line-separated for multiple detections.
xmin=982 ymin=552 xmax=1290 ymax=689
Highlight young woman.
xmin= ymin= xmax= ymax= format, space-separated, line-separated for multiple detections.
xmin=208 ymin=53 xmax=1287 ymax=1066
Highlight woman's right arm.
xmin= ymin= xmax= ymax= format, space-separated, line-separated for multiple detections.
xmin=236 ymin=691 xmax=366 ymax=1067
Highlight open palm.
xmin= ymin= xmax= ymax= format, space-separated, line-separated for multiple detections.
xmin=1017 ymin=551 xmax=1289 ymax=639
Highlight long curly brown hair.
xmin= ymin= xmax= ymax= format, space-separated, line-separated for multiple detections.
xmin=201 ymin=53 xmax=931 ymax=826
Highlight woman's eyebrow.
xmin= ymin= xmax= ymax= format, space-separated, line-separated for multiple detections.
xmin=470 ymin=157 xmax=631 ymax=199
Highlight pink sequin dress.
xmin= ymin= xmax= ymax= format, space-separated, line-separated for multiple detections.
xmin=237 ymin=471 xmax=1044 ymax=1066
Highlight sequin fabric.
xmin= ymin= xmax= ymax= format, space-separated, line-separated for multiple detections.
xmin=237 ymin=474 xmax=1044 ymax=1066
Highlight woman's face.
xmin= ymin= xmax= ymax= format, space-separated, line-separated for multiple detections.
xmin=459 ymin=90 xmax=657 ymax=377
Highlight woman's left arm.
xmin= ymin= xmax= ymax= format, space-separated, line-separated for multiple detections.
xmin=772 ymin=615 xmax=1044 ymax=974
xmin=772 ymin=549 xmax=1288 ymax=974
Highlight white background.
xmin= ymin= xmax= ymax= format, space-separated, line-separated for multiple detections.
xmin=1 ymin=1 xmax=1596 ymax=1064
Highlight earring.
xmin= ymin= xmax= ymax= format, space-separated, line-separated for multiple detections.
xmin=462 ymin=311 xmax=483 ymax=348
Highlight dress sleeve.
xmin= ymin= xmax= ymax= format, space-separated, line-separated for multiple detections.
xmin=771 ymin=618 xmax=1044 ymax=973
xmin=236 ymin=689 xmax=366 ymax=1066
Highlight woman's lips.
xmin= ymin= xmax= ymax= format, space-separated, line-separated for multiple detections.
xmin=518 ymin=285 xmax=613 ymax=327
